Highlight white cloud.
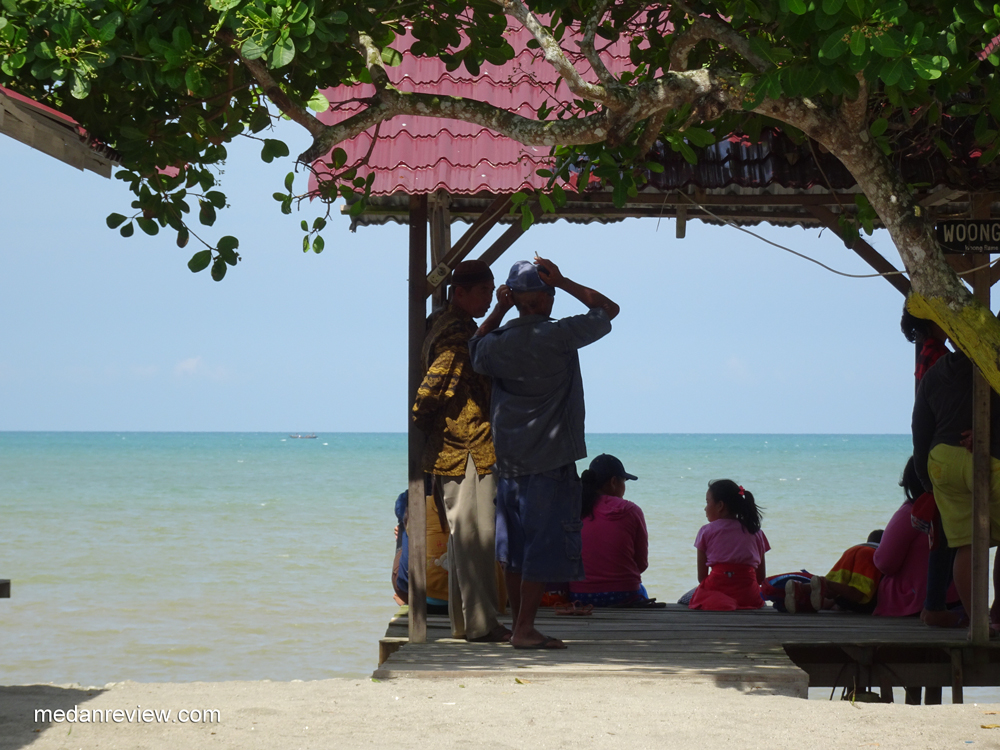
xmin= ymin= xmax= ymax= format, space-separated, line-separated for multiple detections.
xmin=173 ymin=356 xmax=229 ymax=381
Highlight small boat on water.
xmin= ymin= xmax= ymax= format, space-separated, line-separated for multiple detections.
xmin=288 ymin=433 xmax=318 ymax=439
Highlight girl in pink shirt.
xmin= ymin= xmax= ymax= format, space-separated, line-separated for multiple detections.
xmin=689 ymin=479 xmax=769 ymax=611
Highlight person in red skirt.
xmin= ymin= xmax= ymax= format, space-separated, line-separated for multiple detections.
xmin=689 ymin=479 xmax=769 ymax=611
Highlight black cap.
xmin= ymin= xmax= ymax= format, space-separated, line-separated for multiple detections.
xmin=588 ymin=454 xmax=638 ymax=483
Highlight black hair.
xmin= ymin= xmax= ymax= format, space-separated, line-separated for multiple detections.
xmin=708 ymin=479 xmax=762 ymax=534
xmin=867 ymin=529 xmax=884 ymax=544
xmin=580 ymin=469 xmax=606 ymax=520
xmin=901 ymin=306 xmax=932 ymax=344
xmin=899 ymin=456 xmax=923 ymax=504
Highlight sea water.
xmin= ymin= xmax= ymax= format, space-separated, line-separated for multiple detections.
xmin=1 ymin=432 xmax=994 ymax=700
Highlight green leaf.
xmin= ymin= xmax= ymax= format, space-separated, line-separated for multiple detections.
xmin=552 ymin=183 xmax=567 ymax=207
xmin=199 ymin=201 xmax=217 ymax=226
xmin=684 ymin=127 xmax=715 ymax=147
xmin=209 ymin=0 xmax=241 ymax=9
xmin=612 ymin=180 xmax=628 ymax=208
xmin=328 ymin=10 xmax=348 ymax=24
xmin=106 ymin=213 xmax=128 ymax=229
xmin=331 ymin=148 xmax=347 ymax=169
xmin=211 ymin=258 xmax=227 ymax=282
xmin=787 ymin=0 xmax=808 ymax=14
xmin=850 ymin=30 xmax=866 ymax=56
xmin=119 ymin=222 xmax=134 ymax=238
xmin=381 ymin=47 xmax=403 ymax=67
xmin=312 ymin=235 xmax=325 ymax=253
xmin=307 ymin=91 xmax=330 ymax=112
xmin=822 ymin=0 xmax=844 ymax=12
xmin=241 ymin=38 xmax=265 ymax=60
xmin=871 ymin=30 xmax=904 ymax=57
xmin=217 ymin=235 xmax=239 ymax=253
xmin=271 ymin=36 xmax=295 ymax=69
xmin=288 ymin=2 xmax=309 ymax=24
xmin=284 ymin=172 xmax=295 ymax=192
xmin=845 ymin=0 xmax=865 ymax=17
xmin=135 ymin=218 xmax=159 ymax=235
xmin=206 ymin=191 xmax=226 ymax=209
xmin=520 ymin=204 xmax=533 ymax=231
xmin=184 ymin=66 xmax=203 ymax=94
xmin=176 ymin=227 xmax=189 ymax=248
xmin=879 ymin=57 xmax=906 ymax=86
xmin=539 ymin=193 xmax=555 ymax=213
xmin=869 ymin=118 xmax=888 ymax=137
xmin=188 ymin=250 xmax=212 ymax=272
xmin=819 ymin=27 xmax=851 ymax=60
xmin=303 ymin=235 xmax=310 ymax=253
xmin=69 ymin=71 xmax=91 ymax=99
xmin=911 ymin=55 xmax=946 ymax=79
xmin=645 ymin=161 xmax=665 ymax=173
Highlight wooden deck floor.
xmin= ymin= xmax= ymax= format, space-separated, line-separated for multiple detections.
xmin=375 ymin=605 xmax=1000 ymax=699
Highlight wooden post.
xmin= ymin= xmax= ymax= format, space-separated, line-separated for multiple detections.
xmin=970 ymin=193 xmax=993 ymax=646
xmin=407 ymin=194 xmax=429 ymax=643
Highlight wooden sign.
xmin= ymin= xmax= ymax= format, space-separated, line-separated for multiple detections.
xmin=936 ymin=220 xmax=1000 ymax=254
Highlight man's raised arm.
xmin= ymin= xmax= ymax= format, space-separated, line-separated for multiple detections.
xmin=533 ymin=256 xmax=620 ymax=320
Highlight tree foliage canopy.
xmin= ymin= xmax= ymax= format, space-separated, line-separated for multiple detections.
xmin=4 ymin=0 xmax=1000 ymax=387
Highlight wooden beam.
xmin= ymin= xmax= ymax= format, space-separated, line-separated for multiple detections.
xmin=477 ymin=202 xmax=544 ymax=268
xmin=805 ymin=205 xmax=910 ymax=296
xmin=676 ymin=205 xmax=687 ymax=239
xmin=429 ymin=192 xmax=451 ymax=312
xmin=407 ymin=194 xmax=428 ymax=644
xmin=425 ymin=193 xmax=513 ymax=296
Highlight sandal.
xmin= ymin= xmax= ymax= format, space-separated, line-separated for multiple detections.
xmin=554 ymin=601 xmax=594 ymax=616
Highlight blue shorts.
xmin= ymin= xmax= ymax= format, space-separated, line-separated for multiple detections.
xmin=495 ymin=464 xmax=584 ymax=582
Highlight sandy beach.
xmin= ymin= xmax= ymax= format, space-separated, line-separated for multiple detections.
xmin=3 ymin=676 xmax=999 ymax=750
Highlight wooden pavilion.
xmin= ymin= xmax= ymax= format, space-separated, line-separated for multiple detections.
xmin=315 ymin=29 xmax=1000 ymax=698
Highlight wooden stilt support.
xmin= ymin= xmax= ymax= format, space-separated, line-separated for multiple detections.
xmin=951 ymin=649 xmax=964 ymax=704
xmin=970 ymin=193 xmax=993 ymax=646
xmin=407 ymin=194 xmax=429 ymax=644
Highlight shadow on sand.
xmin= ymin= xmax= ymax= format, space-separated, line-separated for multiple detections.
xmin=0 ymin=684 xmax=106 ymax=750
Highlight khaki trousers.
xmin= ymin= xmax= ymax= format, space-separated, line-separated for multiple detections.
xmin=440 ymin=455 xmax=501 ymax=639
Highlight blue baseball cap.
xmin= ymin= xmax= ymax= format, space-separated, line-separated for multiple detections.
xmin=506 ymin=260 xmax=554 ymax=294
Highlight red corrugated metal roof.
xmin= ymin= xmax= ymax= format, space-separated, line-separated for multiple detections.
xmin=311 ymin=27 xmax=631 ymax=196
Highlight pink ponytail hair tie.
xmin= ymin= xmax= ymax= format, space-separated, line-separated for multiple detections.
xmin=738 ymin=485 xmax=745 ymax=497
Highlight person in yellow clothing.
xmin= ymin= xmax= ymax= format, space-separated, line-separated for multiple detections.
xmin=412 ymin=260 xmax=511 ymax=643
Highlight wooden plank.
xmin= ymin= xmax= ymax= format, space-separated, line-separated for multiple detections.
xmin=0 ymin=579 xmax=9 ymax=598
xmin=477 ymin=202 xmax=544 ymax=268
xmin=425 ymin=193 xmax=513 ymax=296
xmin=407 ymin=194 xmax=428 ymax=644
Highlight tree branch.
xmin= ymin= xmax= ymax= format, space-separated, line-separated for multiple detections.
xmin=354 ymin=31 xmax=394 ymax=93
xmin=842 ymin=72 xmax=868 ymax=132
xmin=669 ymin=16 xmax=771 ymax=73
xmin=492 ymin=0 xmax=614 ymax=106
xmin=636 ymin=109 xmax=668 ymax=155
xmin=578 ymin=0 xmax=618 ymax=90
xmin=221 ymin=31 xmax=326 ymax=141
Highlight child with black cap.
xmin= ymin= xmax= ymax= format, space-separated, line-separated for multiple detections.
xmin=569 ymin=454 xmax=656 ymax=607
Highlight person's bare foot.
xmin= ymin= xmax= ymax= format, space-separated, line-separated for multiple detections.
xmin=921 ymin=608 xmax=964 ymax=628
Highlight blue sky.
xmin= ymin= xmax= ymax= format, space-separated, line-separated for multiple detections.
xmin=1 ymin=124 xmax=926 ymax=433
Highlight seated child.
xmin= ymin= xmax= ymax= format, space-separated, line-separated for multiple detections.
xmin=689 ymin=479 xmax=769 ymax=611
xmin=785 ymin=530 xmax=882 ymax=614
xmin=569 ymin=454 xmax=651 ymax=607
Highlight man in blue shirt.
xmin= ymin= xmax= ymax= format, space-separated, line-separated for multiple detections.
xmin=469 ymin=256 xmax=619 ymax=649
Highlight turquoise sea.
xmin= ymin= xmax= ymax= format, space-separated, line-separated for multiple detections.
xmin=1 ymin=432 xmax=992 ymax=697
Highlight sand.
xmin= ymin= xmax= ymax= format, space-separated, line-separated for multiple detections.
xmin=3 ymin=676 xmax=1000 ymax=750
